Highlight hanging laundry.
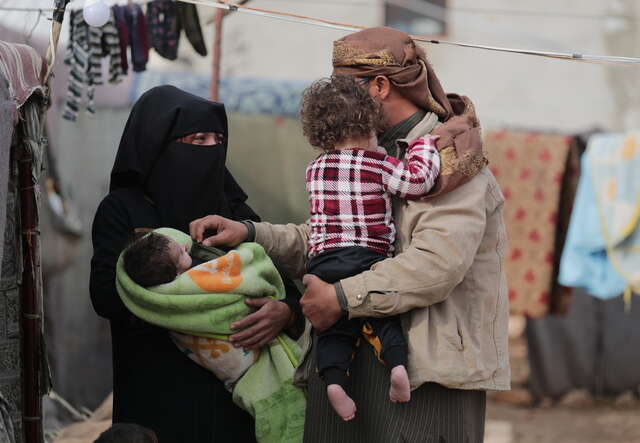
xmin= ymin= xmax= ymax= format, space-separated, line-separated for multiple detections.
xmin=112 ymin=6 xmax=129 ymax=75
xmin=63 ymin=10 xmax=123 ymax=121
xmin=485 ymin=131 xmax=581 ymax=318
xmin=559 ymin=133 xmax=640 ymax=302
xmin=113 ymin=4 xmax=150 ymax=73
xmin=147 ymin=0 xmax=208 ymax=60
xmin=176 ymin=2 xmax=208 ymax=57
xmin=147 ymin=0 xmax=180 ymax=60
xmin=126 ymin=3 xmax=151 ymax=72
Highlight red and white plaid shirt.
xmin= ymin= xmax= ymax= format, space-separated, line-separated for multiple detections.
xmin=306 ymin=137 xmax=440 ymax=258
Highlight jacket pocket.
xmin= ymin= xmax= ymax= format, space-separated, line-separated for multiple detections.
xmin=444 ymin=315 xmax=465 ymax=351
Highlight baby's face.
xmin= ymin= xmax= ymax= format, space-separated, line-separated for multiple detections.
xmin=166 ymin=238 xmax=192 ymax=273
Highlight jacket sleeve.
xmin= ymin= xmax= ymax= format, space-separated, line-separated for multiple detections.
xmin=253 ymin=222 xmax=310 ymax=281
xmin=382 ymin=137 xmax=440 ymax=199
xmin=339 ymin=172 xmax=490 ymax=318
xmin=89 ymin=194 xmax=133 ymax=321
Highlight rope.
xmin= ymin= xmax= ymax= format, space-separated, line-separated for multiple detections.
xmin=179 ymin=0 xmax=640 ymax=66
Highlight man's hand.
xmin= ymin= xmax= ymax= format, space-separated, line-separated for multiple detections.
xmin=229 ymin=298 xmax=292 ymax=350
xmin=301 ymin=274 xmax=342 ymax=331
xmin=189 ymin=215 xmax=248 ymax=246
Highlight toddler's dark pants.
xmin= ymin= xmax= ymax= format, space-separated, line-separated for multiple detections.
xmin=308 ymin=246 xmax=408 ymax=388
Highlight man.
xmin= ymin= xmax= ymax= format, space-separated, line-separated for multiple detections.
xmin=191 ymin=27 xmax=509 ymax=443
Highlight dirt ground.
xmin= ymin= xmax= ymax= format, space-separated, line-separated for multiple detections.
xmin=483 ymin=317 xmax=640 ymax=443
xmin=486 ymin=401 xmax=640 ymax=443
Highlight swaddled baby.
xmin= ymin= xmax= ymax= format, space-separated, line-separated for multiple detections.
xmin=122 ymin=231 xmax=259 ymax=390
xmin=123 ymin=231 xmax=193 ymax=287
xmin=118 ymin=228 xmax=305 ymax=443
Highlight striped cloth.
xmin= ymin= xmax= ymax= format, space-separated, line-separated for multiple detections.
xmin=0 ymin=41 xmax=45 ymax=112
xmin=303 ymin=339 xmax=486 ymax=443
xmin=306 ymin=137 xmax=440 ymax=257
xmin=64 ymin=10 xmax=123 ymax=121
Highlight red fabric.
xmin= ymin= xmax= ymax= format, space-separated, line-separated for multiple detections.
xmin=0 ymin=41 xmax=45 ymax=112
xmin=306 ymin=137 xmax=439 ymax=257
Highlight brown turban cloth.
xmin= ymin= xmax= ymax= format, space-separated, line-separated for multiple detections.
xmin=332 ymin=27 xmax=453 ymax=121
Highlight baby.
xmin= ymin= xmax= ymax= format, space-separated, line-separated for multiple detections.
xmin=123 ymin=232 xmax=193 ymax=288
xmin=300 ymin=76 xmax=440 ymax=421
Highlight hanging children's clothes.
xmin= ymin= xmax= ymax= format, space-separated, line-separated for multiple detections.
xmin=126 ymin=4 xmax=151 ymax=72
xmin=147 ymin=0 xmax=208 ymax=60
xmin=147 ymin=0 xmax=180 ymax=60
xmin=176 ymin=3 xmax=208 ymax=57
xmin=484 ymin=131 xmax=581 ymax=318
xmin=113 ymin=4 xmax=150 ymax=73
xmin=64 ymin=10 xmax=123 ymax=121
xmin=112 ymin=5 xmax=130 ymax=74
xmin=559 ymin=133 xmax=640 ymax=301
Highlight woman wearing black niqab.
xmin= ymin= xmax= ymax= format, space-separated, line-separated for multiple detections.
xmin=90 ymin=85 xmax=302 ymax=442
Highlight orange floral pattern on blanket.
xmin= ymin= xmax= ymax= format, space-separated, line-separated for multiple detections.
xmin=485 ymin=131 xmax=577 ymax=318
xmin=187 ymin=251 xmax=243 ymax=292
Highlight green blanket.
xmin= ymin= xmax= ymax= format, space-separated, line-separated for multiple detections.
xmin=116 ymin=228 xmax=305 ymax=443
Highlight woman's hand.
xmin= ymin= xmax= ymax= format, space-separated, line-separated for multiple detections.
xmin=228 ymin=299 xmax=292 ymax=350
xmin=189 ymin=215 xmax=248 ymax=246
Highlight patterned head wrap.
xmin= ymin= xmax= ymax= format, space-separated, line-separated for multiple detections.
xmin=332 ymin=27 xmax=453 ymax=121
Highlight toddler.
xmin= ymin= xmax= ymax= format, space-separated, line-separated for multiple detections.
xmin=300 ymin=76 xmax=440 ymax=421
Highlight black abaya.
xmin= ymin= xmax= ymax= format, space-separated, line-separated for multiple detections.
xmin=90 ymin=86 xmax=301 ymax=442
xmin=91 ymin=188 xmax=257 ymax=442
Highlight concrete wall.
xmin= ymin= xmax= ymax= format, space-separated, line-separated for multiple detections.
xmin=424 ymin=0 xmax=639 ymax=132
xmin=150 ymin=0 xmax=385 ymax=81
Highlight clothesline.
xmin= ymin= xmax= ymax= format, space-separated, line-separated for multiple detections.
xmin=2 ymin=1 xmax=639 ymax=21
xmin=2 ymin=0 xmax=639 ymax=65
xmin=180 ymin=0 xmax=640 ymax=66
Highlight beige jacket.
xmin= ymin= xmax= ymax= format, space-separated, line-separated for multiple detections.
xmin=254 ymin=113 xmax=510 ymax=391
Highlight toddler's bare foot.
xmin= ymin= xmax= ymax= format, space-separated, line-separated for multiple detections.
xmin=389 ymin=365 xmax=411 ymax=403
xmin=327 ymin=384 xmax=357 ymax=421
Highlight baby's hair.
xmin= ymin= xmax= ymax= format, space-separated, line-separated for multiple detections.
xmin=123 ymin=232 xmax=177 ymax=288
xmin=94 ymin=423 xmax=158 ymax=443
xmin=300 ymin=76 xmax=380 ymax=152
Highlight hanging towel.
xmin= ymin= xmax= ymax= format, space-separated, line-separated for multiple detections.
xmin=147 ymin=0 xmax=180 ymax=60
xmin=116 ymin=228 xmax=305 ymax=443
xmin=63 ymin=10 xmax=123 ymax=121
xmin=560 ymin=133 xmax=640 ymax=301
xmin=177 ymin=2 xmax=208 ymax=56
xmin=485 ymin=131 xmax=580 ymax=317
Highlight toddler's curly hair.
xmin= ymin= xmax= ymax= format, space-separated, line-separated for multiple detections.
xmin=300 ymin=76 xmax=380 ymax=152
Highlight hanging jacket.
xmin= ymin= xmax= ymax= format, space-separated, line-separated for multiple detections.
xmin=147 ymin=0 xmax=180 ymax=60
xmin=64 ymin=9 xmax=123 ymax=121
xmin=112 ymin=5 xmax=129 ymax=74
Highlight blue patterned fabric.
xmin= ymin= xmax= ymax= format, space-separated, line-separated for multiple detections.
xmin=131 ymin=71 xmax=307 ymax=117
xmin=558 ymin=143 xmax=627 ymax=299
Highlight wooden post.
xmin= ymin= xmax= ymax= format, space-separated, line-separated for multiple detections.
xmin=210 ymin=8 xmax=224 ymax=101
xmin=208 ymin=1 xmax=251 ymax=101
xmin=17 ymin=141 xmax=43 ymax=443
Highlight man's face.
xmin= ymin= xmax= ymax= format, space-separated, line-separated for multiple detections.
xmin=355 ymin=76 xmax=376 ymax=99
xmin=355 ymin=76 xmax=389 ymax=132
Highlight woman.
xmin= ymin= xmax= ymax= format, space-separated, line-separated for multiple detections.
xmin=90 ymin=85 xmax=302 ymax=442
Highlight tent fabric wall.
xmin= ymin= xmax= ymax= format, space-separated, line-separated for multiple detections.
xmin=0 ymin=55 xmax=20 ymax=443
xmin=526 ymin=290 xmax=640 ymax=398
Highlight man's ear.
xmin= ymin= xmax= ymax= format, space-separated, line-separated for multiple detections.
xmin=373 ymin=75 xmax=391 ymax=100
